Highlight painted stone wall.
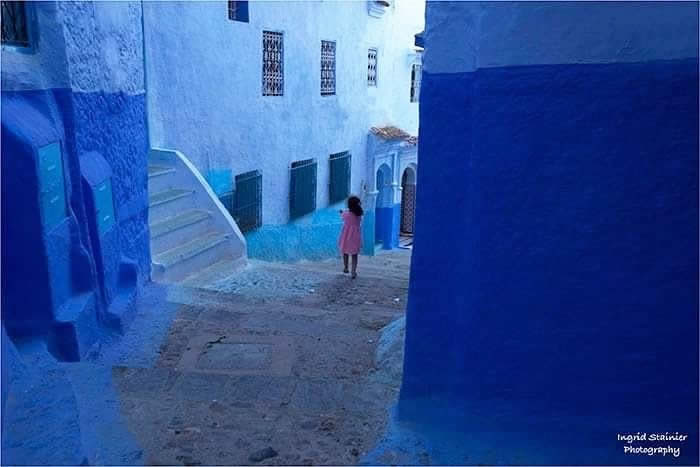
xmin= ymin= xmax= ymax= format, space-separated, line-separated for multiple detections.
xmin=143 ymin=0 xmax=424 ymax=260
xmin=1 ymin=1 xmax=149 ymax=359
xmin=401 ymin=2 xmax=699 ymax=464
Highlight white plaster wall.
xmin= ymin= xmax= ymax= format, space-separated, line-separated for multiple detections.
xmin=424 ymin=1 xmax=699 ymax=74
xmin=57 ymin=1 xmax=145 ymax=95
xmin=144 ymin=0 xmax=424 ymax=224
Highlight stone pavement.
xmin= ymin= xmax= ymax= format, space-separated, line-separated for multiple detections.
xmin=114 ymin=250 xmax=411 ymax=465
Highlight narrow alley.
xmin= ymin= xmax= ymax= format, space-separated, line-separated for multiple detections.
xmin=3 ymin=250 xmax=412 ymax=466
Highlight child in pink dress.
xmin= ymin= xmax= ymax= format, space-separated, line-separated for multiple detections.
xmin=338 ymin=196 xmax=363 ymax=278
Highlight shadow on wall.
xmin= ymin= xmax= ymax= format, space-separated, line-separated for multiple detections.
xmin=245 ymin=203 xmax=348 ymax=262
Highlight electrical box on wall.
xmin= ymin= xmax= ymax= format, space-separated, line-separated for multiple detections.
xmin=37 ymin=142 xmax=68 ymax=232
xmin=93 ymin=178 xmax=115 ymax=235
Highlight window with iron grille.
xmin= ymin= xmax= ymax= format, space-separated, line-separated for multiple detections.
xmin=329 ymin=151 xmax=351 ymax=204
xmin=1 ymin=1 xmax=30 ymax=48
xmin=320 ymin=40 xmax=336 ymax=96
xmin=233 ymin=170 xmax=262 ymax=233
xmin=227 ymin=1 xmax=249 ymax=22
xmin=410 ymin=63 xmax=421 ymax=103
xmin=262 ymin=31 xmax=284 ymax=96
xmin=289 ymin=159 xmax=317 ymax=219
xmin=367 ymin=48 xmax=377 ymax=86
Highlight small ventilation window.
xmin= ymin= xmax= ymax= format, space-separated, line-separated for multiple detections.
xmin=410 ymin=63 xmax=422 ymax=103
xmin=321 ymin=40 xmax=336 ymax=96
xmin=1 ymin=1 xmax=30 ymax=48
xmin=227 ymin=1 xmax=249 ymax=23
xmin=329 ymin=151 xmax=351 ymax=204
xmin=290 ymin=159 xmax=317 ymax=219
xmin=368 ymin=48 xmax=377 ymax=86
xmin=262 ymin=31 xmax=284 ymax=96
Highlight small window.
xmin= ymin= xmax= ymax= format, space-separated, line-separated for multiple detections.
xmin=262 ymin=31 xmax=284 ymax=96
xmin=321 ymin=40 xmax=336 ymax=96
xmin=290 ymin=159 xmax=317 ymax=219
xmin=233 ymin=170 xmax=262 ymax=233
xmin=1 ymin=1 xmax=30 ymax=48
xmin=329 ymin=151 xmax=351 ymax=204
xmin=368 ymin=48 xmax=377 ymax=86
xmin=227 ymin=1 xmax=249 ymax=23
xmin=410 ymin=63 xmax=422 ymax=103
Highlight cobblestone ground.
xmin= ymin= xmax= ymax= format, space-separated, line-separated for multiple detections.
xmin=114 ymin=250 xmax=411 ymax=466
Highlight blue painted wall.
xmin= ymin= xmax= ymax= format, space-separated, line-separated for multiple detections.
xmin=246 ymin=203 xmax=347 ymax=262
xmin=376 ymin=204 xmax=400 ymax=249
xmin=401 ymin=2 xmax=699 ymax=465
xmin=1 ymin=2 xmax=149 ymax=359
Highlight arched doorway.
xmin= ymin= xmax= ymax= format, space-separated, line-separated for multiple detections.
xmin=401 ymin=165 xmax=416 ymax=234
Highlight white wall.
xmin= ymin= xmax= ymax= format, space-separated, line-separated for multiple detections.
xmin=144 ymin=0 xmax=424 ymax=224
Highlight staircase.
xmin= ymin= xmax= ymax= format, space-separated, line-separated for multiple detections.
xmin=148 ymin=148 xmax=247 ymax=283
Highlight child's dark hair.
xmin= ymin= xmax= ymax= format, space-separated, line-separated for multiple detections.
xmin=348 ymin=195 xmax=363 ymax=217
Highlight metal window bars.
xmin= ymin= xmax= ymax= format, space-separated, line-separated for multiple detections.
xmin=289 ymin=159 xmax=317 ymax=219
xmin=262 ymin=31 xmax=284 ymax=96
xmin=368 ymin=48 xmax=377 ymax=86
xmin=1 ymin=1 xmax=29 ymax=47
xmin=410 ymin=63 xmax=422 ymax=103
xmin=329 ymin=151 xmax=351 ymax=204
xmin=321 ymin=40 xmax=336 ymax=96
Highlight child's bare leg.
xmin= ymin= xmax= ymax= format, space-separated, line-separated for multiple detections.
xmin=351 ymin=254 xmax=358 ymax=278
xmin=343 ymin=254 xmax=349 ymax=273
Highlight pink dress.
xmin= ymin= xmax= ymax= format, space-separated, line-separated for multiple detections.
xmin=338 ymin=211 xmax=362 ymax=255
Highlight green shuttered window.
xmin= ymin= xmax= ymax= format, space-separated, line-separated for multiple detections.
xmin=329 ymin=151 xmax=351 ymax=204
xmin=289 ymin=159 xmax=317 ymax=219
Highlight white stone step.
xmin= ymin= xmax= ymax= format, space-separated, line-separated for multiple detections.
xmin=152 ymin=231 xmax=233 ymax=283
xmin=148 ymin=164 xmax=177 ymax=193
xmin=148 ymin=188 xmax=195 ymax=220
xmin=148 ymin=164 xmax=175 ymax=178
xmin=149 ymin=209 xmax=213 ymax=255
xmin=179 ymin=257 xmax=248 ymax=288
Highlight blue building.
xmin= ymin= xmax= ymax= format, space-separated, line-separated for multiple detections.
xmin=1 ymin=0 xmax=149 ymax=361
xmin=400 ymin=1 xmax=699 ymax=465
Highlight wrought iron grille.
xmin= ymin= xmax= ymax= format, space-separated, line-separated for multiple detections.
xmin=321 ymin=40 xmax=336 ymax=96
xmin=263 ymin=31 xmax=284 ymax=96
xmin=289 ymin=159 xmax=317 ymax=219
xmin=219 ymin=190 xmax=235 ymax=216
xmin=329 ymin=151 xmax=351 ymax=204
xmin=227 ymin=1 xmax=249 ymax=22
xmin=233 ymin=170 xmax=262 ymax=233
xmin=368 ymin=48 xmax=377 ymax=86
xmin=410 ymin=63 xmax=422 ymax=103
xmin=1 ymin=1 xmax=29 ymax=47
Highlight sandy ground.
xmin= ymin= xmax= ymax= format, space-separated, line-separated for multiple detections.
xmin=113 ymin=250 xmax=411 ymax=466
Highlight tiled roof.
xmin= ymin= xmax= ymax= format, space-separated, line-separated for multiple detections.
xmin=370 ymin=126 xmax=418 ymax=145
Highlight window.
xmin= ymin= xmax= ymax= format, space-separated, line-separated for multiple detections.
xmin=262 ymin=31 xmax=284 ymax=96
xmin=329 ymin=152 xmax=351 ymax=204
xmin=290 ymin=159 xmax=317 ymax=219
xmin=227 ymin=1 xmax=249 ymax=22
xmin=321 ymin=40 xmax=336 ymax=96
xmin=410 ymin=63 xmax=422 ymax=103
xmin=1 ymin=1 xmax=30 ymax=47
xmin=368 ymin=48 xmax=377 ymax=86
xmin=233 ymin=170 xmax=262 ymax=233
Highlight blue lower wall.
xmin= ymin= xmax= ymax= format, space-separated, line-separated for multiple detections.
xmin=376 ymin=204 xmax=400 ymax=249
xmin=246 ymin=204 xmax=347 ymax=262
xmin=1 ymin=87 xmax=149 ymax=358
xmin=401 ymin=59 xmax=699 ymax=464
